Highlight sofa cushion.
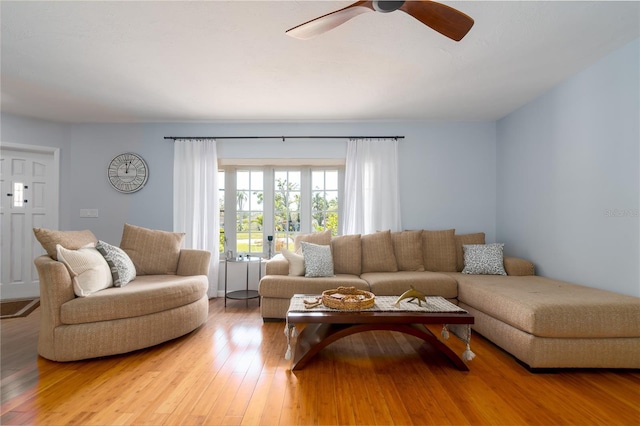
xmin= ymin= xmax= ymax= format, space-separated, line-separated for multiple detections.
xmin=391 ymin=230 xmax=424 ymax=271
xmin=56 ymin=243 xmax=113 ymax=297
xmin=361 ymin=230 xmax=398 ymax=273
xmin=33 ymin=228 xmax=97 ymax=261
xmin=331 ymin=234 xmax=362 ymax=275
xmin=96 ymin=240 xmax=137 ymax=287
xmin=422 ymin=229 xmax=457 ymax=272
xmin=462 ymin=243 xmax=507 ymax=275
xmin=455 ymin=273 xmax=640 ymax=338
xmin=60 ymin=274 xmax=208 ymax=325
xmin=258 ymin=274 xmax=370 ymax=299
xmin=360 ymin=271 xmax=458 ymax=299
xmin=300 ymin=242 xmax=334 ymax=277
xmin=281 ymin=248 xmax=305 ymax=276
xmin=293 ymin=230 xmax=332 ymax=252
xmin=454 ymin=232 xmax=485 ymax=272
xmin=119 ymin=224 xmax=184 ymax=275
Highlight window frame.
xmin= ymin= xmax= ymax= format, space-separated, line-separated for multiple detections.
xmin=219 ymin=164 xmax=344 ymax=256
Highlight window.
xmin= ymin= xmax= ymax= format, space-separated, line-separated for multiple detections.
xmin=218 ymin=171 xmax=225 ymax=253
xmin=274 ymin=170 xmax=301 ymax=252
xmin=236 ymin=170 xmax=264 ymax=256
xmin=219 ymin=165 xmax=343 ymax=256
xmin=13 ymin=182 xmax=24 ymax=207
xmin=311 ymin=169 xmax=339 ymax=235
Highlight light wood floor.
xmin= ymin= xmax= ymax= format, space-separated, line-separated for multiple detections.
xmin=1 ymin=298 xmax=639 ymax=426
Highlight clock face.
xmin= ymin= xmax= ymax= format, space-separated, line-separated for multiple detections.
xmin=108 ymin=153 xmax=148 ymax=193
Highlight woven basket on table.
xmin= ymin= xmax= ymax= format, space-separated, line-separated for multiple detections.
xmin=322 ymin=286 xmax=375 ymax=311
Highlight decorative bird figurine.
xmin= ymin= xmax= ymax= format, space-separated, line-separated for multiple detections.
xmin=394 ymin=286 xmax=427 ymax=307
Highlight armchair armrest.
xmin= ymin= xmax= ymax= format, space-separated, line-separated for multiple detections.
xmin=176 ymin=249 xmax=211 ymax=276
xmin=34 ymin=255 xmax=76 ymax=360
xmin=265 ymin=254 xmax=289 ymax=276
xmin=504 ymin=256 xmax=535 ymax=276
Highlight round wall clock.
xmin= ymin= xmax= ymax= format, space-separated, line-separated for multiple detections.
xmin=107 ymin=153 xmax=149 ymax=193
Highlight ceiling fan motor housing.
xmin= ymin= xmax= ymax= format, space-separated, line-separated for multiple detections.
xmin=373 ymin=0 xmax=405 ymax=13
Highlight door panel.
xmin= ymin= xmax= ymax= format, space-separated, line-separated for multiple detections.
xmin=1 ymin=146 xmax=59 ymax=299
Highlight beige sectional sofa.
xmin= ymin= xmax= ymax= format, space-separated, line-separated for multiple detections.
xmin=258 ymin=229 xmax=640 ymax=369
xmin=33 ymin=224 xmax=211 ymax=362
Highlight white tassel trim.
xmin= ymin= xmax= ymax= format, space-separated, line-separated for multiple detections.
xmin=285 ymin=345 xmax=292 ymax=361
xmin=441 ymin=325 xmax=450 ymax=340
xmin=462 ymin=343 xmax=476 ymax=361
xmin=284 ymin=322 xmax=297 ymax=360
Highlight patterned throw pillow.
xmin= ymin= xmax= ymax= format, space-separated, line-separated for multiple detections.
xmin=462 ymin=243 xmax=507 ymax=275
xmin=454 ymin=232 xmax=486 ymax=272
xmin=300 ymin=242 xmax=334 ymax=277
xmin=96 ymin=240 xmax=137 ymax=287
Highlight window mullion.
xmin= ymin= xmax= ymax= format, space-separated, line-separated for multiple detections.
xmin=262 ymin=167 xmax=274 ymax=256
xmin=338 ymin=168 xmax=345 ymax=235
xmin=225 ymin=168 xmax=237 ymax=257
xmin=299 ymin=167 xmax=311 ymax=234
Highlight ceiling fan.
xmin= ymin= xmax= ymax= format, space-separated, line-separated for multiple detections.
xmin=286 ymin=0 xmax=474 ymax=42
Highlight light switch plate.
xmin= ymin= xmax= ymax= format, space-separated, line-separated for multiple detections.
xmin=80 ymin=209 xmax=99 ymax=218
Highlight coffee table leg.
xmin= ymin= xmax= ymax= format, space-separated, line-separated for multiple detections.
xmin=291 ymin=322 xmax=469 ymax=371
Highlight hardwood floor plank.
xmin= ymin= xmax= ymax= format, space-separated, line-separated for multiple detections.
xmin=239 ymin=373 xmax=274 ymax=426
xmin=202 ymin=372 xmax=245 ymax=425
xmin=1 ymin=298 xmax=638 ymax=425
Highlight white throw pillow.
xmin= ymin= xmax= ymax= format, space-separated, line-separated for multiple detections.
xmin=56 ymin=243 xmax=114 ymax=297
xmin=281 ymin=247 xmax=305 ymax=276
xmin=96 ymin=240 xmax=136 ymax=287
xmin=300 ymin=241 xmax=334 ymax=278
xmin=462 ymin=243 xmax=507 ymax=276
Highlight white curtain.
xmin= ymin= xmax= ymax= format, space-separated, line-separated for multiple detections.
xmin=173 ymin=139 xmax=220 ymax=298
xmin=342 ymin=138 xmax=402 ymax=235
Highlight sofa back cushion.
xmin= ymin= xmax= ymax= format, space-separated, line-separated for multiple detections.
xmin=119 ymin=224 xmax=185 ymax=275
xmin=454 ymin=232 xmax=486 ymax=272
xmin=361 ymin=230 xmax=398 ymax=273
xmin=391 ymin=230 xmax=425 ymax=271
xmin=422 ymin=229 xmax=457 ymax=272
xmin=33 ymin=228 xmax=97 ymax=261
xmin=331 ymin=234 xmax=362 ymax=275
xmin=293 ymin=229 xmax=332 ymax=252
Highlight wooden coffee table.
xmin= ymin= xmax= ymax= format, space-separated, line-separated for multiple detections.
xmin=286 ymin=296 xmax=475 ymax=371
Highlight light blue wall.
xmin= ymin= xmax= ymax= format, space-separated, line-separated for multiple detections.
xmin=6 ymin=39 xmax=637 ymax=296
xmin=1 ymin=117 xmax=497 ymax=246
xmin=496 ymin=38 xmax=640 ymax=296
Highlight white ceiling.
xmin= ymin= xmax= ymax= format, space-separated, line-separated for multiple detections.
xmin=1 ymin=1 xmax=639 ymax=123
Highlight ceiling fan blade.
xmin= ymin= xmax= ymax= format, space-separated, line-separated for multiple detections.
xmin=400 ymin=1 xmax=474 ymax=41
xmin=286 ymin=1 xmax=375 ymax=40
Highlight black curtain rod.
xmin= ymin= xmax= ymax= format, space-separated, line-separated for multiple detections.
xmin=164 ymin=136 xmax=404 ymax=141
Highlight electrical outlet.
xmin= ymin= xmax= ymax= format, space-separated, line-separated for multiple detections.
xmin=80 ymin=209 xmax=99 ymax=218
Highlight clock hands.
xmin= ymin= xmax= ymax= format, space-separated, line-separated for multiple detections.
xmin=109 ymin=153 xmax=148 ymax=193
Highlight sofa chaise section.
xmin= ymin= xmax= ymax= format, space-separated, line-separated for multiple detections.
xmin=455 ymin=273 xmax=640 ymax=369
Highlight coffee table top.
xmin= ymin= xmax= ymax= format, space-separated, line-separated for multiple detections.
xmin=286 ymin=295 xmax=474 ymax=325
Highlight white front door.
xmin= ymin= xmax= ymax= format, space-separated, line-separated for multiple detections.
xmin=0 ymin=143 xmax=59 ymax=299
